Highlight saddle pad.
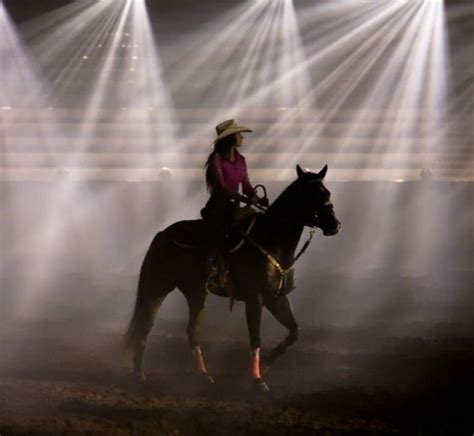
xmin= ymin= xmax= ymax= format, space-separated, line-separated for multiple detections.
xmin=171 ymin=220 xmax=210 ymax=248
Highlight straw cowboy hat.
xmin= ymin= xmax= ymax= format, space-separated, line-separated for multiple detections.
xmin=213 ymin=119 xmax=252 ymax=143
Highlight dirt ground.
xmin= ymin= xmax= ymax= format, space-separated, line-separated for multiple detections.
xmin=1 ymin=315 xmax=473 ymax=436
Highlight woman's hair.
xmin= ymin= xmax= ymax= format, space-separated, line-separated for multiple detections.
xmin=204 ymin=133 xmax=238 ymax=191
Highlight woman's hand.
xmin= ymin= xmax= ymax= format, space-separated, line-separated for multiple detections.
xmin=248 ymin=194 xmax=269 ymax=208
xmin=249 ymin=193 xmax=260 ymax=205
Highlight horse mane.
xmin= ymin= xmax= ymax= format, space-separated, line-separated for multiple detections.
xmin=264 ymin=178 xmax=302 ymax=220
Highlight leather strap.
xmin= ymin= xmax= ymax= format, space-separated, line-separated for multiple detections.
xmin=240 ymin=228 xmax=315 ymax=295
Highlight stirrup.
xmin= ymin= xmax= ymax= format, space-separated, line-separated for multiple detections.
xmin=205 ymin=258 xmax=229 ymax=296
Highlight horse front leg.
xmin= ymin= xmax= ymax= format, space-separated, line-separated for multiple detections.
xmin=263 ymin=294 xmax=300 ymax=369
xmin=245 ymin=292 xmax=270 ymax=392
xmin=184 ymin=291 xmax=215 ymax=385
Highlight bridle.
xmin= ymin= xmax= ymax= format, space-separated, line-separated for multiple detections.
xmin=311 ymin=201 xmax=336 ymax=233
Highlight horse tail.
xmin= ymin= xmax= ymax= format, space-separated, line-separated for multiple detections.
xmin=123 ymin=225 xmax=182 ymax=357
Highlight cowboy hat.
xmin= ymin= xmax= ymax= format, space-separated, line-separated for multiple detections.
xmin=213 ymin=119 xmax=252 ymax=143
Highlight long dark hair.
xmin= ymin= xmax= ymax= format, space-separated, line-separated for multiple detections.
xmin=204 ymin=133 xmax=238 ymax=191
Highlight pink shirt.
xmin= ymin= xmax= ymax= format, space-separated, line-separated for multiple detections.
xmin=208 ymin=151 xmax=253 ymax=196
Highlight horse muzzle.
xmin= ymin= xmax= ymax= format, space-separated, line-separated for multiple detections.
xmin=323 ymin=219 xmax=341 ymax=236
xmin=316 ymin=205 xmax=341 ymax=236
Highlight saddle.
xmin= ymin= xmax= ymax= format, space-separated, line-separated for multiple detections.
xmin=171 ymin=211 xmax=259 ymax=303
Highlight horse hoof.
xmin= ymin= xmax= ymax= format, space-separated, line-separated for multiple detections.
xmin=130 ymin=370 xmax=146 ymax=382
xmin=254 ymin=378 xmax=270 ymax=393
xmin=204 ymin=374 xmax=215 ymax=385
xmin=195 ymin=372 xmax=215 ymax=385
xmin=200 ymin=372 xmax=215 ymax=385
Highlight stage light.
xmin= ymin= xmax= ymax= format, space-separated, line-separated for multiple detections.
xmin=420 ymin=168 xmax=433 ymax=182
xmin=159 ymin=166 xmax=173 ymax=181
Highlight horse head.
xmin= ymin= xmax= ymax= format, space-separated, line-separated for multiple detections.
xmin=295 ymin=164 xmax=341 ymax=236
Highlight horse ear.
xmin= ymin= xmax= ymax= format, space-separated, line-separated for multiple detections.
xmin=296 ymin=164 xmax=305 ymax=178
xmin=317 ymin=164 xmax=328 ymax=179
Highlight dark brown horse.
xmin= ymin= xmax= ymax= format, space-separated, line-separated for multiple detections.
xmin=124 ymin=164 xmax=340 ymax=391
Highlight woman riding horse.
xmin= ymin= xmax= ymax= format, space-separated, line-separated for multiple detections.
xmin=124 ymin=123 xmax=341 ymax=391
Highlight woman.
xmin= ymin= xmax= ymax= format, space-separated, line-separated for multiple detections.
xmin=201 ymin=119 xmax=267 ymax=293
xmin=201 ymin=119 xmax=267 ymax=226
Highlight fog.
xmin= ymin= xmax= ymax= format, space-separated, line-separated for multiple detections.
xmin=1 ymin=0 xmax=473 ymax=362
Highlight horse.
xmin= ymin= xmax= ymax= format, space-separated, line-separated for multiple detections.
xmin=123 ymin=164 xmax=341 ymax=392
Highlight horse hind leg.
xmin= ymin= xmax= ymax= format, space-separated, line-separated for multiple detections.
xmin=124 ymin=277 xmax=173 ymax=381
xmin=132 ymin=297 xmax=165 ymax=380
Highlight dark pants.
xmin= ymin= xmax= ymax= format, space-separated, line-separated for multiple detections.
xmin=200 ymin=196 xmax=238 ymax=271
xmin=201 ymin=196 xmax=237 ymax=239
